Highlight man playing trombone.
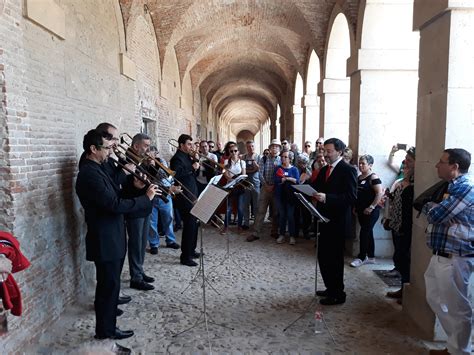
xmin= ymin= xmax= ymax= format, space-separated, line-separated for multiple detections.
xmin=147 ymin=146 xmax=181 ymax=254
xmin=170 ymin=134 xmax=201 ymax=267
xmin=76 ymin=129 xmax=159 ymax=341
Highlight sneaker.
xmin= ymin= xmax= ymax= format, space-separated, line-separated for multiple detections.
xmin=276 ymin=235 xmax=285 ymax=244
xmin=350 ymin=258 xmax=367 ymax=267
xmin=289 ymin=237 xmax=296 ymax=245
xmin=366 ymin=257 xmax=376 ymax=264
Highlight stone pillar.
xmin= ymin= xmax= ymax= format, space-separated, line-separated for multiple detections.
xmin=318 ymin=78 xmax=350 ymax=143
xmin=347 ymin=0 xmax=419 ymax=257
xmin=303 ymin=94 xmax=320 ymax=142
xmin=292 ymin=103 xmax=303 ymax=147
xmin=405 ymin=1 xmax=474 ymax=339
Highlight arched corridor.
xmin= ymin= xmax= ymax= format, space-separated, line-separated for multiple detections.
xmin=0 ymin=0 xmax=473 ymax=352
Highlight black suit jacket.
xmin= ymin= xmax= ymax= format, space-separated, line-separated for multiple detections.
xmin=76 ymin=159 xmax=152 ymax=262
xmin=170 ymin=150 xmax=199 ymax=211
xmin=312 ymin=160 xmax=357 ymax=235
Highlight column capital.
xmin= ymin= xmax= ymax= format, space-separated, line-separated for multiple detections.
xmin=413 ymin=0 xmax=474 ymax=31
xmin=317 ymin=78 xmax=350 ymax=96
xmin=302 ymin=94 xmax=319 ymax=107
xmin=347 ymin=49 xmax=419 ymax=76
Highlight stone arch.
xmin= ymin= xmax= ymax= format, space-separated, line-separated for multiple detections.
xmin=304 ymin=50 xmax=321 ymax=144
xmin=320 ymin=9 xmax=352 ymax=144
xmin=126 ymin=12 xmax=163 ymax=143
xmin=161 ymin=47 xmax=181 ymax=107
xmin=113 ymin=0 xmax=127 ymax=53
xmin=293 ymin=72 xmax=304 ymax=147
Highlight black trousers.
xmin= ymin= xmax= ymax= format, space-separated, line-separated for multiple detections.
xmin=178 ymin=206 xmax=198 ymax=261
xmin=357 ymin=209 xmax=380 ymax=259
xmin=94 ymin=258 xmax=122 ymax=337
xmin=318 ymin=223 xmax=346 ymax=299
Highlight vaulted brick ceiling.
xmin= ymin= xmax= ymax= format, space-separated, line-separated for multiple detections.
xmin=120 ymin=0 xmax=359 ymax=136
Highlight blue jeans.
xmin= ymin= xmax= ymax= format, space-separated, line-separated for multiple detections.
xmin=277 ymin=199 xmax=295 ymax=237
xmin=242 ymin=186 xmax=260 ymax=227
xmin=225 ymin=193 xmax=244 ymax=227
xmin=148 ymin=195 xmax=177 ymax=248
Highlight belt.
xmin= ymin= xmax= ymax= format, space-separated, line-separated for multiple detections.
xmin=433 ymin=250 xmax=474 ymax=258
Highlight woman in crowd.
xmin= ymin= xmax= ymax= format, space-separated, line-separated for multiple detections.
xmin=294 ymin=153 xmax=312 ymax=239
xmin=350 ymin=155 xmax=383 ymax=267
xmin=223 ymin=145 xmax=246 ymax=232
xmin=274 ymin=151 xmax=300 ymax=245
xmin=384 ymin=147 xmax=415 ymax=301
xmin=310 ymin=152 xmax=327 ymax=183
xmin=220 ymin=141 xmax=237 ymax=165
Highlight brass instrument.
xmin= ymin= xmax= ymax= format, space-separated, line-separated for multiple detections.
xmin=167 ymin=138 xmax=255 ymax=191
xmin=119 ymin=134 xmax=225 ymax=230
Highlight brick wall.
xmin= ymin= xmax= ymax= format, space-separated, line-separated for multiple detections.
xmin=0 ymin=0 xmax=198 ymax=351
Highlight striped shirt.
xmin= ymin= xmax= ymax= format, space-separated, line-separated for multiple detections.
xmin=422 ymin=174 xmax=474 ymax=255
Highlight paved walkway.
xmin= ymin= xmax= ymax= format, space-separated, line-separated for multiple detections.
xmin=28 ymin=223 xmax=428 ymax=354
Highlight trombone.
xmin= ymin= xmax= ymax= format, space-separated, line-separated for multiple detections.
xmin=118 ymin=134 xmax=225 ymax=230
xmin=167 ymin=138 xmax=255 ymax=191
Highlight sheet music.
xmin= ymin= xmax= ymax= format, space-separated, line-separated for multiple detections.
xmin=294 ymin=193 xmax=329 ymax=223
xmin=191 ymin=184 xmax=229 ymax=223
xmin=223 ymin=174 xmax=248 ymax=189
xmin=292 ymin=184 xmax=317 ymax=197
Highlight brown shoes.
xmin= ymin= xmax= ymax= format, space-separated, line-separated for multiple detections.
xmin=429 ymin=348 xmax=450 ymax=355
xmin=386 ymin=288 xmax=403 ymax=299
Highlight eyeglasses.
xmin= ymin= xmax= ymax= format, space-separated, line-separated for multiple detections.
xmin=282 ymin=142 xmax=288 ymax=145
xmin=305 ymin=145 xmax=311 ymax=148
xmin=230 ymin=150 xmax=238 ymax=153
xmin=209 ymin=145 xmax=215 ymax=148
xmin=99 ymin=145 xmax=114 ymax=151
xmin=316 ymin=142 xmax=323 ymax=145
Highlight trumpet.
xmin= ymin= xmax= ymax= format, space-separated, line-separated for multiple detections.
xmin=167 ymin=138 xmax=255 ymax=192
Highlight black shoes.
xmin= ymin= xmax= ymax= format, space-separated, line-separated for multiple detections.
xmin=166 ymin=242 xmax=180 ymax=249
xmin=130 ymin=280 xmax=155 ymax=291
xmin=112 ymin=342 xmax=132 ymax=355
xmin=116 ymin=308 xmax=123 ymax=317
xmin=142 ymin=274 xmax=155 ymax=283
xmin=117 ymin=295 xmax=132 ymax=305
xmin=319 ymin=296 xmax=346 ymax=306
xmin=191 ymin=252 xmax=202 ymax=259
xmin=95 ymin=328 xmax=134 ymax=340
xmin=180 ymin=259 xmax=198 ymax=267
xmin=316 ymin=290 xmax=329 ymax=297
xmin=149 ymin=247 xmax=158 ymax=255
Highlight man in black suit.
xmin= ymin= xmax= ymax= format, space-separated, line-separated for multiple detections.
xmin=312 ymin=138 xmax=357 ymax=305
xmin=76 ymin=129 xmax=158 ymax=340
xmin=170 ymin=134 xmax=200 ymax=267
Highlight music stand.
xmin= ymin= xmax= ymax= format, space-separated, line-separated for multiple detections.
xmin=283 ymin=192 xmax=333 ymax=337
xmin=206 ymin=175 xmax=250 ymax=278
xmin=172 ymin=184 xmax=233 ymax=352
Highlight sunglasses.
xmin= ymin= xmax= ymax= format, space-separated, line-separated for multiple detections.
xmin=230 ymin=149 xmax=238 ymax=153
xmin=209 ymin=145 xmax=215 ymax=148
xmin=282 ymin=142 xmax=288 ymax=145
xmin=305 ymin=145 xmax=311 ymax=148
xmin=316 ymin=142 xmax=323 ymax=145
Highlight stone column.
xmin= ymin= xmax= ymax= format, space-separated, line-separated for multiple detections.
xmin=405 ymin=1 xmax=474 ymax=339
xmin=347 ymin=0 xmax=419 ymax=257
xmin=302 ymin=94 xmax=320 ymax=142
xmin=292 ymin=103 xmax=303 ymax=147
xmin=318 ymin=77 xmax=350 ymax=144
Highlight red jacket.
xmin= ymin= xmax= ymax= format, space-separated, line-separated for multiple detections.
xmin=0 ymin=231 xmax=30 ymax=316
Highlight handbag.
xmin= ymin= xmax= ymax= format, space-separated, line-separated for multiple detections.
xmin=413 ymin=180 xmax=449 ymax=213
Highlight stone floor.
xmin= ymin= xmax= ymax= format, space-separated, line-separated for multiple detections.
xmin=27 ymin=223 xmax=430 ymax=354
